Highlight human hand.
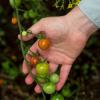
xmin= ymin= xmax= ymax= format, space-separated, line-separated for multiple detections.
xmin=18 ymin=7 xmax=97 ymax=93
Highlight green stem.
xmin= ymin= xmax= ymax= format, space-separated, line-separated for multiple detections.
xmin=13 ymin=0 xmax=46 ymax=100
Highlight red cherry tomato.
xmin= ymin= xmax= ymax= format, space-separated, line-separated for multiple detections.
xmin=30 ymin=56 xmax=38 ymax=65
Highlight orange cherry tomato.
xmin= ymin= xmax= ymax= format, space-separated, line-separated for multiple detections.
xmin=38 ymin=38 xmax=50 ymax=50
xmin=30 ymin=56 xmax=38 ymax=65
xmin=11 ymin=17 xmax=17 ymax=25
xmin=0 ymin=79 xmax=4 ymax=86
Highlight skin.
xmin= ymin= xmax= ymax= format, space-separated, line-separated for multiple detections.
xmin=18 ymin=7 xmax=97 ymax=93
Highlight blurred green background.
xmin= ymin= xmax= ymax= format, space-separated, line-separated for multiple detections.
xmin=0 ymin=0 xmax=100 ymax=100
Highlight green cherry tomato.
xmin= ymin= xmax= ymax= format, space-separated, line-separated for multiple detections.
xmin=9 ymin=0 xmax=21 ymax=8
xmin=61 ymin=86 xmax=72 ymax=97
xmin=36 ymin=62 xmax=49 ymax=78
xmin=28 ymin=10 xmax=37 ymax=18
xmin=43 ymin=82 xmax=55 ymax=94
xmin=50 ymin=73 xmax=60 ymax=84
xmin=23 ymin=11 xmax=29 ymax=19
xmin=51 ymin=94 xmax=64 ymax=100
xmin=22 ymin=31 xmax=28 ymax=36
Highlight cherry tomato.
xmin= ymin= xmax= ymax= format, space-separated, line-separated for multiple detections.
xmin=38 ymin=38 xmax=50 ymax=50
xmin=61 ymin=86 xmax=72 ymax=97
xmin=28 ymin=10 xmax=37 ymax=18
xmin=30 ymin=56 xmax=38 ymax=65
xmin=23 ymin=11 xmax=29 ymax=19
xmin=43 ymin=82 xmax=55 ymax=94
xmin=50 ymin=73 xmax=59 ymax=84
xmin=50 ymin=94 xmax=64 ymax=100
xmin=22 ymin=31 xmax=28 ymax=36
xmin=9 ymin=0 xmax=21 ymax=8
xmin=36 ymin=62 xmax=49 ymax=78
xmin=0 ymin=79 xmax=4 ymax=86
xmin=11 ymin=17 xmax=17 ymax=25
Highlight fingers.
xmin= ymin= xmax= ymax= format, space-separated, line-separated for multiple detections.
xmin=18 ymin=34 xmax=34 ymax=41
xmin=25 ymin=74 xmax=33 ymax=85
xmin=22 ymin=42 xmax=38 ymax=74
xmin=49 ymin=63 xmax=58 ymax=74
xmin=56 ymin=64 xmax=72 ymax=91
xmin=34 ymin=85 xmax=42 ymax=94
xmin=18 ymin=20 xmax=42 ymax=41
xmin=22 ymin=60 xmax=30 ymax=74
xmin=25 ymin=67 xmax=36 ymax=85
xmin=22 ymin=55 xmax=31 ymax=74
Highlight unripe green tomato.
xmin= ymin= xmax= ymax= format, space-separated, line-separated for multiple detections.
xmin=61 ymin=86 xmax=72 ymax=97
xmin=22 ymin=31 xmax=28 ymax=36
xmin=28 ymin=10 xmax=37 ymax=18
xmin=36 ymin=62 xmax=49 ymax=77
xmin=50 ymin=73 xmax=59 ymax=84
xmin=9 ymin=0 xmax=21 ymax=8
xmin=43 ymin=82 xmax=56 ymax=94
xmin=50 ymin=94 xmax=64 ymax=100
xmin=23 ymin=11 xmax=29 ymax=19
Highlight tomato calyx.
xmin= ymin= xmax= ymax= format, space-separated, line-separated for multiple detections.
xmin=36 ymin=32 xmax=45 ymax=39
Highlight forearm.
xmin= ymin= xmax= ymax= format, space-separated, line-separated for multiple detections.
xmin=64 ymin=7 xmax=97 ymax=38
xmin=79 ymin=0 xmax=100 ymax=28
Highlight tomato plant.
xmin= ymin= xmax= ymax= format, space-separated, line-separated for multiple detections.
xmin=43 ymin=82 xmax=55 ymax=94
xmin=9 ymin=0 xmax=21 ymax=8
xmin=36 ymin=76 xmax=46 ymax=83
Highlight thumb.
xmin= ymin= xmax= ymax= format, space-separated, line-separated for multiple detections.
xmin=18 ymin=20 xmax=42 ymax=41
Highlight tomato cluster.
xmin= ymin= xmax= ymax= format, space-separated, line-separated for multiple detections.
xmin=21 ymin=31 xmax=70 ymax=99
xmin=29 ymin=52 xmax=60 ymax=95
xmin=21 ymin=32 xmax=60 ymax=95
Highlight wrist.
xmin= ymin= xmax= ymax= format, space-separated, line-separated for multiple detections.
xmin=64 ymin=7 xmax=97 ymax=38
